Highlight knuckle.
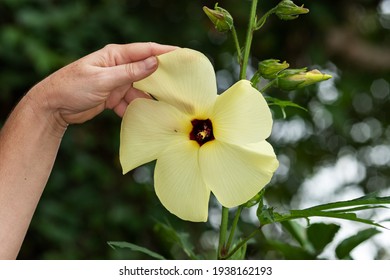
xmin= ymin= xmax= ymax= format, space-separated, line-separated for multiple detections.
xmin=147 ymin=42 xmax=158 ymax=52
xmin=125 ymin=63 xmax=138 ymax=79
xmin=102 ymin=43 xmax=118 ymax=51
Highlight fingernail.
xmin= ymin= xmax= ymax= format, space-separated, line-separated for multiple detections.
xmin=144 ymin=56 xmax=158 ymax=70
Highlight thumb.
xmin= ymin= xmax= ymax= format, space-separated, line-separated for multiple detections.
xmin=106 ymin=56 xmax=158 ymax=87
xmin=126 ymin=56 xmax=158 ymax=81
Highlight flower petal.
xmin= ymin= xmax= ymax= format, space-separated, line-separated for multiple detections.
xmin=199 ymin=140 xmax=278 ymax=208
xmin=120 ymin=98 xmax=191 ymax=174
xmin=133 ymin=48 xmax=217 ymax=117
xmin=154 ymin=141 xmax=210 ymax=222
xmin=211 ymin=80 xmax=273 ymax=145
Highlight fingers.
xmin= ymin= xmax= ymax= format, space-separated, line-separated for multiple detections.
xmin=80 ymin=42 xmax=178 ymax=117
xmin=125 ymin=56 xmax=158 ymax=81
xmin=90 ymin=42 xmax=178 ymax=90
xmin=96 ymin=42 xmax=178 ymax=66
xmin=112 ymin=100 xmax=129 ymax=118
xmin=107 ymin=87 xmax=152 ymax=117
xmin=103 ymin=56 xmax=158 ymax=89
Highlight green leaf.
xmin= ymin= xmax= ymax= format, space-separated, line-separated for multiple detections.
xmin=107 ymin=241 xmax=165 ymax=260
xmin=330 ymin=205 xmax=389 ymax=213
xmin=281 ymin=220 xmax=308 ymax=248
xmin=284 ymin=209 xmax=386 ymax=228
xmin=271 ymin=193 xmax=390 ymax=229
xmin=335 ymin=228 xmax=381 ymax=259
xmin=229 ymin=240 xmax=247 ymax=260
xmin=257 ymin=205 xmax=281 ymax=225
xmin=265 ymin=96 xmax=307 ymax=118
xmin=304 ymin=193 xmax=390 ymax=212
xmin=307 ymin=223 xmax=340 ymax=254
xmin=154 ymin=222 xmax=197 ymax=259
xmin=281 ymin=221 xmax=340 ymax=256
xmin=267 ymin=240 xmax=315 ymax=260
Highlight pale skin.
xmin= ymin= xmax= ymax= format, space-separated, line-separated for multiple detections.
xmin=0 ymin=42 xmax=177 ymax=259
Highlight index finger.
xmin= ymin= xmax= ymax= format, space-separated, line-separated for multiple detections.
xmin=92 ymin=42 xmax=179 ymax=66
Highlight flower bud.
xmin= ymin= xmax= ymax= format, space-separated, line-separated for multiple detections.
xmin=259 ymin=59 xmax=290 ymax=79
xmin=203 ymin=4 xmax=233 ymax=32
xmin=276 ymin=69 xmax=332 ymax=91
xmin=275 ymin=0 xmax=309 ymax=20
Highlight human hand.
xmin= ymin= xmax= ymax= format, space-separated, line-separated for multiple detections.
xmin=29 ymin=42 xmax=177 ymax=126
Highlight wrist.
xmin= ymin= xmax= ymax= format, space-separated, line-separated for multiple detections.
xmin=25 ymin=81 xmax=68 ymax=138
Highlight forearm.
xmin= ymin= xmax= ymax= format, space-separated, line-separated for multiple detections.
xmin=0 ymin=83 xmax=66 ymax=259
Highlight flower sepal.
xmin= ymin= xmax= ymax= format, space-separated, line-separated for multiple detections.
xmin=258 ymin=59 xmax=290 ymax=79
xmin=203 ymin=4 xmax=234 ymax=32
xmin=275 ymin=0 xmax=309 ymax=21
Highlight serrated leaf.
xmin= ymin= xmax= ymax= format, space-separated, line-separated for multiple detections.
xmin=335 ymin=228 xmax=381 ymax=259
xmin=257 ymin=206 xmax=276 ymax=225
xmin=257 ymin=204 xmax=284 ymax=225
xmin=107 ymin=241 xmax=165 ymax=260
xmin=304 ymin=193 xmax=390 ymax=212
xmin=330 ymin=205 xmax=389 ymax=213
xmin=307 ymin=223 xmax=340 ymax=254
xmin=271 ymin=193 xmax=390 ymax=229
xmin=284 ymin=209 xmax=386 ymax=228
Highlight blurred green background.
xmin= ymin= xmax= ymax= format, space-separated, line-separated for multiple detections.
xmin=1 ymin=0 xmax=390 ymax=259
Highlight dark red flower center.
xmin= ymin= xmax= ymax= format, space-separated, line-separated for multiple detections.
xmin=189 ymin=119 xmax=215 ymax=146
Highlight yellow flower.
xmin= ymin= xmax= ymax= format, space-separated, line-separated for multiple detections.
xmin=120 ymin=48 xmax=279 ymax=222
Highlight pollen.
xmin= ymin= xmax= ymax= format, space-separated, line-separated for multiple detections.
xmin=197 ymin=131 xmax=208 ymax=140
xmin=190 ymin=119 xmax=215 ymax=146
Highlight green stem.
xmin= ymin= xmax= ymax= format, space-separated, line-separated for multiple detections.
xmin=255 ymin=7 xmax=277 ymax=30
xmin=225 ymin=205 xmax=243 ymax=252
xmin=260 ymin=79 xmax=277 ymax=92
xmin=221 ymin=226 xmax=263 ymax=260
xmin=217 ymin=206 xmax=229 ymax=259
xmin=231 ymin=26 xmax=242 ymax=65
xmin=239 ymin=0 xmax=258 ymax=80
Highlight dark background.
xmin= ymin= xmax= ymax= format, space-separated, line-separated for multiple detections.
xmin=1 ymin=0 xmax=389 ymax=259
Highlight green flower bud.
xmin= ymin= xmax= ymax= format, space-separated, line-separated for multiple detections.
xmin=259 ymin=59 xmax=290 ymax=79
xmin=203 ymin=4 xmax=233 ymax=32
xmin=275 ymin=0 xmax=309 ymax=20
xmin=276 ymin=69 xmax=332 ymax=91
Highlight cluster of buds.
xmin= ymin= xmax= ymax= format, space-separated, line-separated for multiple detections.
xmin=257 ymin=60 xmax=331 ymax=91
xmin=203 ymin=1 xmax=331 ymax=91
xmin=203 ymin=4 xmax=233 ymax=32
xmin=203 ymin=1 xmax=309 ymax=32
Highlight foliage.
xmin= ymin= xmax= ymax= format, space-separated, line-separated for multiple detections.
xmin=1 ymin=0 xmax=390 ymax=259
